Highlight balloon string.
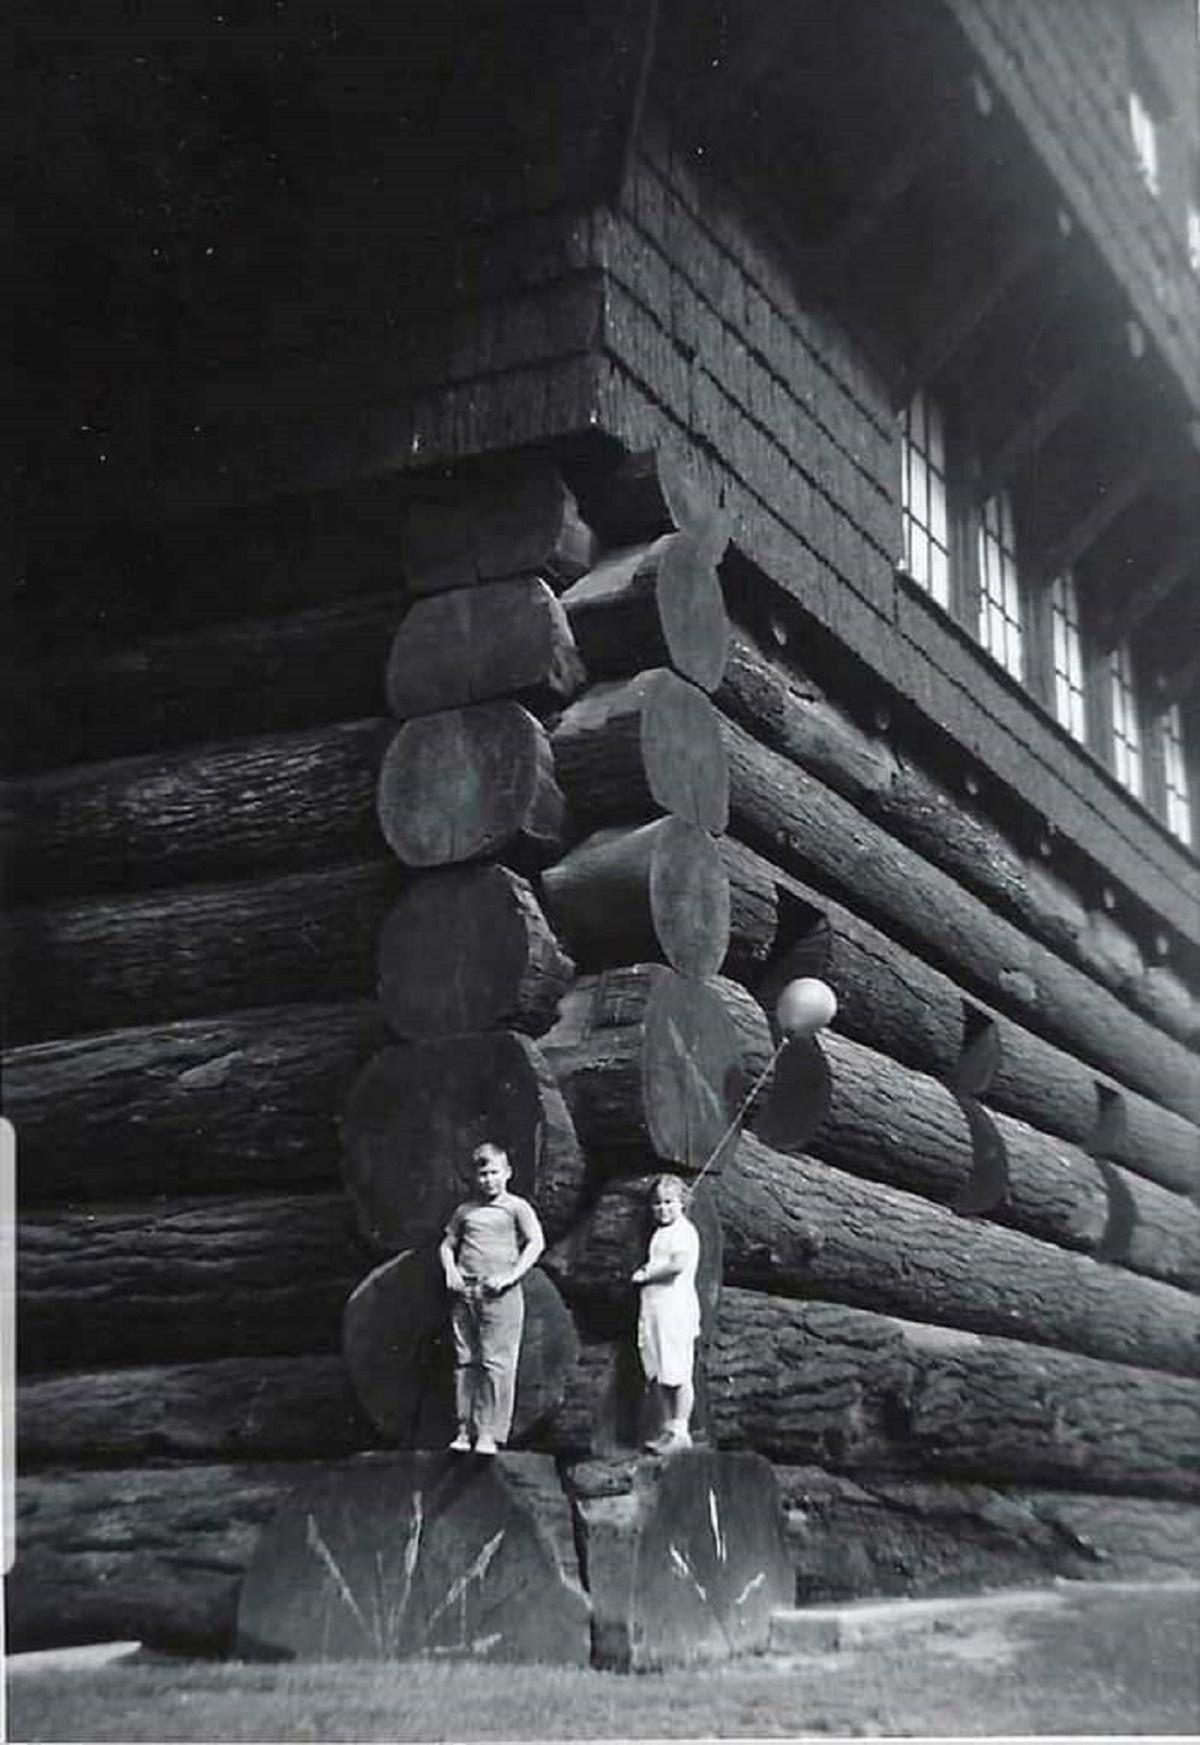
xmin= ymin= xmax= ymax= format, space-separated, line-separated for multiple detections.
xmin=689 ymin=1034 xmax=789 ymax=1190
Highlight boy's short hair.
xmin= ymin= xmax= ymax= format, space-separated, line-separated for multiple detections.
xmin=471 ymin=1141 xmax=510 ymax=1170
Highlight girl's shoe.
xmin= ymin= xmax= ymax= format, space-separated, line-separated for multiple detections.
xmin=474 ymin=1433 xmax=498 ymax=1455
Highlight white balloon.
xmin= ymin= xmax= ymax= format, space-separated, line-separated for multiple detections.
xmin=775 ymin=977 xmax=837 ymax=1039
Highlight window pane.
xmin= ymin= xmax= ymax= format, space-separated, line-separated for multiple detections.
xmin=1160 ymin=704 xmax=1193 ymax=846
xmin=1110 ymin=642 xmax=1143 ymax=798
xmin=978 ymin=489 xmax=1024 ymax=680
xmin=1050 ymin=571 xmax=1087 ymax=745
xmin=901 ymin=390 xmax=951 ymax=607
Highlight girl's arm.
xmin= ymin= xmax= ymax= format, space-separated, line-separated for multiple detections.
xmin=439 ymin=1224 xmax=466 ymax=1293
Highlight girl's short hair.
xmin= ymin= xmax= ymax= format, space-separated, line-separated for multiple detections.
xmin=472 ymin=1141 xmax=510 ymax=1170
xmin=651 ymin=1172 xmax=688 ymax=1203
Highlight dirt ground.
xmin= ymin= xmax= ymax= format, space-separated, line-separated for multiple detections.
xmin=6 ymin=1578 xmax=1200 ymax=1740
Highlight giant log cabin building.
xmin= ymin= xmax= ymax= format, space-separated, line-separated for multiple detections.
xmin=8 ymin=0 xmax=1200 ymax=1651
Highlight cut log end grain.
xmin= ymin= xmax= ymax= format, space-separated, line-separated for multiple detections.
xmin=341 ymin=1032 xmax=586 ymax=1253
xmin=542 ymin=966 xmax=742 ymax=1170
xmin=551 ymin=671 xmax=729 ymax=832
xmin=378 ymin=866 xmax=574 ymax=1040
xmin=541 ymin=818 xmax=730 ymax=979
xmin=403 ymin=467 xmax=596 ymax=596
xmin=343 ymin=1251 xmax=580 ymax=1450
xmin=237 ymin=1451 xmax=591 ymax=1664
xmin=385 ymin=576 xmax=586 ymax=721
xmin=561 ymin=534 xmax=729 ymax=693
xmin=377 ymin=702 xmax=566 ymax=871
xmin=580 ymin=449 xmax=729 ymax=560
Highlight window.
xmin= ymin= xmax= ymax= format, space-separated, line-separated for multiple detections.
xmin=1110 ymin=641 xmax=1143 ymax=798
xmin=1158 ymin=704 xmax=1193 ymax=846
xmin=977 ymin=489 xmax=1024 ymax=680
xmin=900 ymin=389 xmax=950 ymax=608
xmin=1188 ymin=203 xmax=1200 ymax=274
xmin=1050 ymin=570 xmax=1087 ymax=743
xmin=1128 ymin=86 xmax=1160 ymax=195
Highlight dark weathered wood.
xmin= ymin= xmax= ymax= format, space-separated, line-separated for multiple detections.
xmin=378 ymin=865 xmax=574 ymax=1041
xmin=718 ymin=838 xmax=779 ymax=975
xmin=377 ymin=701 xmax=566 ymax=870
xmin=385 ymin=575 xmax=586 ymax=720
xmin=563 ymin=1451 xmax=791 ymax=1669
xmin=722 ymin=717 xmax=1200 ymax=1123
xmin=3 ymin=861 xmax=401 ymax=1045
xmin=560 ymin=534 xmax=729 ymax=693
xmin=5 ymin=1003 xmax=389 ymax=1202
xmin=714 ymin=1135 xmax=1200 ymax=1376
xmin=708 ymin=1290 xmax=1200 ymax=1498
xmin=18 ymin=1192 xmax=366 ymax=1372
xmin=719 ymin=629 xmax=1200 ymax=1045
xmin=343 ymin=1251 xmax=579 ymax=1447
xmin=18 ymin=1356 xmax=376 ymax=1468
xmin=773 ymin=1467 xmax=1200 ymax=1602
xmin=723 ymin=834 xmax=1200 ymax=1196
xmin=9 ymin=1460 xmax=350 ymax=1652
xmin=5 ymin=720 xmax=393 ymax=900
xmin=403 ymin=466 xmax=596 ymax=595
xmin=541 ymin=818 xmax=730 ymax=978
xmin=4 ymin=592 xmax=409 ymax=775
xmin=579 ymin=448 xmax=729 ymax=556
xmin=552 ymin=670 xmax=729 ymax=831
xmin=541 ymin=965 xmax=742 ymax=1170
xmin=238 ymin=1452 xmax=591 ymax=1664
xmin=341 ymin=1033 xmax=585 ymax=1252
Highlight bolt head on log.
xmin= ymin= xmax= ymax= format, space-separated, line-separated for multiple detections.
xmin=563 ymin=1449 xmax=792 ymax=1669
xmin=541 ymin=965 xmax=742 ymax=1171
xmin=385 ymin=575 xmax=586 ymax=721
xmin=377 ymin=865 xmax=574 ymax=1041
xmin=341 ymin=1032 xmax=586 ymax=1252
xmin=237 ymin=1450 xmax=591 ymax=1663
xmin=377 ymin=701 xmax=566 ymax=871
xmin=551 ymin=670 xmax=729 ymax=832
xmin=541 ymin=818 xmax=731 ymax=979
xmin=343 ymin=1250 xmax=580 ymax=1449
xmin=560 ymin=533 xmax=730 ymax=694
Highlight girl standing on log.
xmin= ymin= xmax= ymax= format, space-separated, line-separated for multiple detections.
xmin=439 ymin=1143 xmax=545 ymax=1454
xmin=632 ymin=1174 xmax=700 ymax=1453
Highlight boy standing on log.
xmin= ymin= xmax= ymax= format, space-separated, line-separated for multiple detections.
xmin=439 ymin=1142 xmax=545 ymax=1454
xmin=632 ymin=1174 xmax=700 ymax=1453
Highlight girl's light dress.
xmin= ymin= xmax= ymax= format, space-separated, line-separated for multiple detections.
xmin=637 ymin=1216 xmax=700 ymax=1386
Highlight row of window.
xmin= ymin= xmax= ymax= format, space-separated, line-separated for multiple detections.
xmin=900 ymin=388 xmax=1193 ymax=848
xmin=1127 ymin=60 xmax=1200 ymax=273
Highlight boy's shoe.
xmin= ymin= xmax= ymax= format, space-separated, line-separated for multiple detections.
xmin=645 ymin=1428 xmax=692 ymax=1455
xmin=448 ymin=1431 xmax=473 ymax=1452
xmin=474 ymin=1433 xmax=498 ymax=1455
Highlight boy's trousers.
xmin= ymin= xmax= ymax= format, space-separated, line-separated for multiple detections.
xmin=450 ymin=1284 xmax=524 ymax=1442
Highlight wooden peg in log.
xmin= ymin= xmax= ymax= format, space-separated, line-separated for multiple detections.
xmin=541 ymin=818 xmax=730 ymax=979
xmin=385 ymin=576 xmax=586 ymax=721
xmin=378 ymin=701 xmax=566 ymax=871
xmin=551 ymin=670 xmax=729 ymax=832
xmin=341 ymin=1033 xmax=586 ymax=1253
xmin=560 ymin=534 xmax=729 ymax=694
xmin=404 ymin=467 xmax=596 ymax=595
xmin=377 ymin=865 xmax=573 ymax=1041
xmin=540 ymin=965 xmax=741 ymax=1172
xmin=342 ymin=1248 xmax=580 ymax=1449
xmin=581 ymin=449 xmax=730 ymax=560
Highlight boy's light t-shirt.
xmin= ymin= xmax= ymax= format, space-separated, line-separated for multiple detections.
xmin=445 ymin=1191 xmax=540 ymax=1280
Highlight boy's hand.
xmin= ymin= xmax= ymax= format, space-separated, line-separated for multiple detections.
xmin=482 ymin=1272 xmax=512 ymax=1296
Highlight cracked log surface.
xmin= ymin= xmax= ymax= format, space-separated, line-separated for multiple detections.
xmin=385 ymin=575 xmax=586 ymax=720
xmin=377 ymin=865 xmax=574 ymax=1042
xmin=563 ymin=1449 xmax=791 ymax=1669
xmin=341 ymin=1032 xmax=584 ymax=1252
xmin=5 ymin=719 xmax=392 ymax=900
xmin=237 ymin=1452 xmax=590 ymax=1664
xmin=706 ymin=1290 xmax=1200 ymax=1497
xmin=18 ymin=1191 xmax=366 ymax=1371
xmin=343 ymin=1253 xmax=578 ymax=1448
xmin=722 ymin=717 xmax=1200 ymax=1124
xmin=377 ymin=701 xmax=566 ymax=871
xmin=560 ymin=533 xmax=729 ymax=693
xmin=772 ymin=1466 xmax=1200 ymax=1602
xmin=714 ymin=1135 xmax=1200 ymax=1375
xmin=6 ymin=1003 xmax=389 ymax=1201
xmin=3 ymin=862 xmax=400 ymax=1045
xmin=552 ymin=669 xmax=730 ymax=832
